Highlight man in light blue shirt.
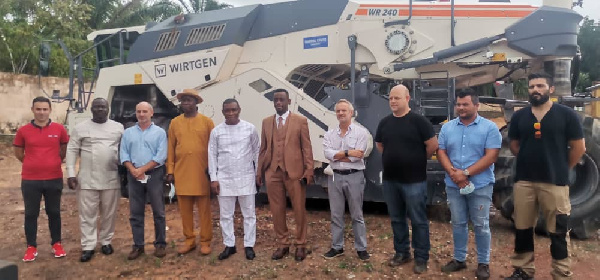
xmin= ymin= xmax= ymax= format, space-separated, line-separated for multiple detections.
xmin=437 ymin=89 xmax=502 ymax=280
xmin=120 ymin=101 xmax=168 ymax=260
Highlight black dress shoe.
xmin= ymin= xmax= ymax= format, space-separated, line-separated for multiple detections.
xmin=218 ymin=246 xmax=237 ymax=260
xmin=245 ymin=247 xmax=255 ymax=260
xmin=80 ymin=250 xmax=94 ymax=262
xmin=101 ymin=244 xmax=114 ymax=255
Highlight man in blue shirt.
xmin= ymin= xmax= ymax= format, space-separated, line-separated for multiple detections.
xmin=120 ymin=101 xmax=168 ymax=260
xmin=437 ymin=89 xmax=502 ymax=280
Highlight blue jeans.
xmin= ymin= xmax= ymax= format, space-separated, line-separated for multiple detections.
xmin=382 ymin=180 xmax=430 ymax=262
xmin=446 ymin=184 xmax=493 ymax=264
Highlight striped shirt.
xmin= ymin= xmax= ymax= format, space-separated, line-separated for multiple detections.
xmin=323 ymin=122 xmax=369 ymax=170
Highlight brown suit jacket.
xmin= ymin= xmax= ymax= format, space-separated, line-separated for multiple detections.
xmin=258 ymin=112 xmax=314 ymax=180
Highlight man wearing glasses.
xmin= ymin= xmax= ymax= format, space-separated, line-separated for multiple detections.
xmin=506 ymin=72 xmax=585 ymax=280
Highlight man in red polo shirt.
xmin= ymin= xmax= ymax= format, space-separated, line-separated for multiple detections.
xmin=13 ymin=96 xmax=69 ymax=262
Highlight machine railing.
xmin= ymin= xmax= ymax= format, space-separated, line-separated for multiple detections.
xmin=39 ymin=29 xmax=131 ymax=112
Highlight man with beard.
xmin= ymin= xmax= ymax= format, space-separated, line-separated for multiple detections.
xmin=257 ymin=88 xmax=314 ymax=261
xmin=120 ymin=101 xmax=168 ymax=260
xmin=506 ymin=72 xmax=585 ymax=280
xmin=208 ymin=99 xmax=260 ymax=261
xmin=66 ymin=98 xmax=124 ymax=262
xmin=437 ymin=89 xmax=501 ymax=280
xmin=375 ymin=85 xmax=438 ymax=274
xmin=166 ymin=89 xmax=215 ymax=256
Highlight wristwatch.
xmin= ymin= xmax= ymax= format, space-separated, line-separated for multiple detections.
xmin=463 ymin=169 xmax=470 ymax=177
xmin=344 ymin=150 xmax=349 ymax=157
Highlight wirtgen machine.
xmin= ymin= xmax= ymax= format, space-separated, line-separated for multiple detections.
xmin=45 ymin=0 xmax=599 ymax=238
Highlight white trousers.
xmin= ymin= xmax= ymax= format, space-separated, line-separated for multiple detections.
xmin=77 ymin=189 xmax=120 ymax=250
xmin=217 ymin=194 xmax=256 ymax=247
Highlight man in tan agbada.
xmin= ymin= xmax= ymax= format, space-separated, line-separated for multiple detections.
xmin=166 ymin=89 xmax=215 ymax=255
xmin=66 ymin=98 xmax=124 ymax=262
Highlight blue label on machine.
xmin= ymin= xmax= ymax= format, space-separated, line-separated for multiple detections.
xmin=303 ymin=35 xmax=328 ymax=49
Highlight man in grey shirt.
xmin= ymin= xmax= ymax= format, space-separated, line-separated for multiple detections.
xmin=322 ymin=99 xmax=370 ymax=261
xmin=66 ymin=98 xmax=124 ymax=262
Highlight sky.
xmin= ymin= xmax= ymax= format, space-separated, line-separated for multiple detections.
xmin=224 ymin=0 xmax=599 ymax=22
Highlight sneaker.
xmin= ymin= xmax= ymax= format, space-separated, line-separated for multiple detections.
xmin=441 ymin=259 xmax=467 ymax=273
xmin=322 ymin=248 xmax=344 ymax=259
xmin=476 ymin=263 xmax=490 ymax=280
xmin=52 ymin=242 xmax=67 ymax=258
xmin=414 ymin=260 xmax=428 ymax=274
xmin=357 ymin=250 xmax=370 ymax=261
xmin=505 ymin=268 xmax=533 ymax=280
xmin=388 ymin=253 xmax=412 ymax=267
xmin=23 ymin=246 xmax=37 ymax=262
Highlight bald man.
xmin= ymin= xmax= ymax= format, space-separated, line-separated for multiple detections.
xmin=375 ymin=85 xmax=438 ymax=274
xmin=120 ymin=102 xmax=168 ymax=260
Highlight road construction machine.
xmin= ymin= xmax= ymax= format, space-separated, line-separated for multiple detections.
xmin=45 ymin=0 xmax=600 ymax=238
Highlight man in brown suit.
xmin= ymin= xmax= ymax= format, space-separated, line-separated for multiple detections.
xmin=257 ymin=88 xmax=314 ymax=262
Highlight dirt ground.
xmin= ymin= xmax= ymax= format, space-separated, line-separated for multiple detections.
xmin=1 ymin=139 xmax=599 ymax=280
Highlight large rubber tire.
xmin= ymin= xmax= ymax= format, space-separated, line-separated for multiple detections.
xmin=567 ymin=117 xmax=600 ymax=239
xmin=567 ymin=152 xmax=600 ymax=221
xmin=119 ymin=165 xmax=129 ymax=198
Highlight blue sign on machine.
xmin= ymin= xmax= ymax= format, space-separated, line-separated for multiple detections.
xmin=304 ymin=35 xmax=328 ymax=49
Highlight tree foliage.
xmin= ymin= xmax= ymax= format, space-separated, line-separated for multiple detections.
xmin=577 ymin=18 xmax=600 ymax=91
xmin=176 ymin=0 xmax=232 ymax=14
xmin=0 ymin=0 xmax=93 ymax=75
xmin=82 ymin=0 xmax=181 ymax=29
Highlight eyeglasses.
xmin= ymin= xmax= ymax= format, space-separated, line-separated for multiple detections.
xmin=534 ymin=122 xmax=541 ymax=139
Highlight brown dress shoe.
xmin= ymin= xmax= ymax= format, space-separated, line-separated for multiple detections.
xmin=127 ymin=247 xmax=144 ymax=260
xmin=154 ymin=247 xmax=166 ymax=258
xmin=295 ymin=247 xmax=307 ymax=261
xmin=271 ymin=247 xmax=290 ymax=260
xmin=177 ymin=244 xmax=196 ymax=255
xmin=200 ymin=245 xmax=212 ymax=255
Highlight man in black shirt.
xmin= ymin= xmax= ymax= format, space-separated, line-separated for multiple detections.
xmin=506 ymin=73 xmax=585 ymax=280
xmin=375 ymin=84 xmax=438 ymax=274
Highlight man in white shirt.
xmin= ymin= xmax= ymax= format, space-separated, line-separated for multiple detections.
xmin=208 ymin=99 xmax=260 ymax=261
xmin=322 ymin=99 xmax=370 ymax=261
xmin=66 ymin=98 xmax=124 ymax=262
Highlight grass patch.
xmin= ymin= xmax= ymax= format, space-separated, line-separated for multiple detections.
xmin=362 ymin=262 xmax=374 ymax=273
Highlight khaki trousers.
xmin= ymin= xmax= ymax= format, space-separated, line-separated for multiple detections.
xmin=266 ymin=168 xmax=307 ymax=248
xmin=77 ymin=189 xmax=120 ymax=250
xmin=177 ymin=195 xmax=212 ymax=247
xmin=511 ymin=180 xmax=572 ymax=279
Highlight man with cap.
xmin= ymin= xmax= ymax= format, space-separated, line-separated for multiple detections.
xmin=166 ymin=89 xmax=215 ymax=255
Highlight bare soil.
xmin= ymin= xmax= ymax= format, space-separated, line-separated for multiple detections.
xmin=0 ymin=139 xmax=598 ymax=279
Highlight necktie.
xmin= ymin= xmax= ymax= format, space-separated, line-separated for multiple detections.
xmin=278 ymin=116 xmax=283 ymax=129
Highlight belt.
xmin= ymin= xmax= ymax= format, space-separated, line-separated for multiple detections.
xmin=145 ymin=165 xmax=165 ymax=175
xmin=332 ymin=169 xmax=361 ymax=175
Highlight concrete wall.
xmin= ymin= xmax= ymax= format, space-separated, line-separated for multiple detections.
xmin=0 ymin=72 xmax=72 ymax=134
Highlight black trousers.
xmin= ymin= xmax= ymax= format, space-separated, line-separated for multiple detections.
xmin=127 ymin=166 xmax=166 ymax=248
xmin=21 ymin=179 xmax=63 ymax=247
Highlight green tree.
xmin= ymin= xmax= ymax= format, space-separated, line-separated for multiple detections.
xmin=0 ymin=0 xmax=93 ymax=75
xmin=577 ymin=18 xmax=600 ymax=90
xmin=83 ymin=0 xmax=182 ymax=29
xmin=176 ymin=0 xmax=232 ymax=14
